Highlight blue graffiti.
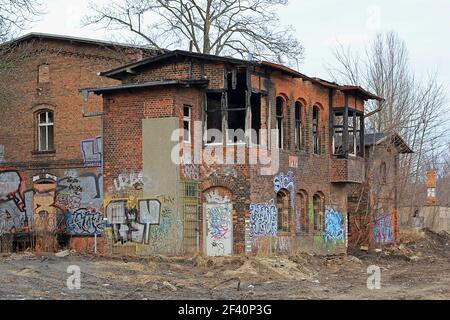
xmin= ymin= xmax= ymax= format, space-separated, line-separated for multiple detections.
xmin=374 ymin=213 xmax=394 ymax=245
xmin=323 ymin=207 xmax=345 ymax=244
xmin=249 ymin=200 xmax=278 ymax=237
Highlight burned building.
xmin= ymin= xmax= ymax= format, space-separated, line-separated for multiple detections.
xmin=85 ymin=50 xmax=384 ymax=256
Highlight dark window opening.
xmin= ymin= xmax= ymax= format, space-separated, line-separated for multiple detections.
xmin=313 ymin=106 xmax=320 ymax=154
xmin=276 ymin=97 xmax=285 ymax=149
xmin=206 ymin=92 xmax=223 ymax=144
xmin=251 ymin=93 xmax=261 ymax=145
xmin=226 ymin=69 xmax=247 ymax=144
xmin=295 ymin=101 xmax=303 ymax=150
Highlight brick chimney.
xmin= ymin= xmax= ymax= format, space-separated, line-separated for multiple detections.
xmin=426 ymin=170 xmax=437 ymax=205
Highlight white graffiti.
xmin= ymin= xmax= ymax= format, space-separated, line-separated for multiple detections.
xmin=205 ymin=190 xmax=230 ymax=204
xmin=249 ymin=199 xmax=278 ymax=237
xmin=113 ymin=171 xmax=153 ymax=192
xmin=273 ymin=171 xmax=295 ymax=208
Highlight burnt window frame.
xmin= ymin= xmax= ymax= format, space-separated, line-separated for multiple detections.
xmin=332 ymin=107 xmax=364 ymax=158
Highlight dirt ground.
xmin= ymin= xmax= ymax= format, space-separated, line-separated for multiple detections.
xmin=0 ymin=229 xmax=449 ymax=300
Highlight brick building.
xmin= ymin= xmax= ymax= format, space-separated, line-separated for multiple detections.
xmin=85 ymin=50 xmax=384 ymax=256
xmin=0 ymin=33 xmax=154 ymax=252
xmin=347 ymin=132 xmax=413 ymax=249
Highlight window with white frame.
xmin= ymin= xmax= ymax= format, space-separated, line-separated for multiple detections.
xmin=183 ymin=105 xmax=191 ymax=143
xmin=37 ymin=110 xmax=54 ymax=152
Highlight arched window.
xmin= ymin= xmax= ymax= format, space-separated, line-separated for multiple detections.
xmin=313 ymin=193 xmax=325 ymax=232
xmin=295 ymin=101 xmax=303 ymax=150
xmin=312 ymin=106 xmax=320 ymax=154
xmin=297 ymin=190 xmax=309 ymax=234
xmin=37 ymin=110 xmax=54 ymax=152
xmin=277 ymin=189 xmax=290 ymax=232
xmin=276 ymin=97 xmax=285 ymax=149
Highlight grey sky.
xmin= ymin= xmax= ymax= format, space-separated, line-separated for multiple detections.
xmin=24 ymin=0 xmax=449 ymax=117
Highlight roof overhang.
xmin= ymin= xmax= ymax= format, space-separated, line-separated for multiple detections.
xmin=83 ymin=79 xmax=209 ymax=95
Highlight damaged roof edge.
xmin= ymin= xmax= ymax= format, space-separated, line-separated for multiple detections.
xmin=99 ymin=49 xmax=383 ymax=102
xmin=82 ymin=79 xmax=209 ymax=94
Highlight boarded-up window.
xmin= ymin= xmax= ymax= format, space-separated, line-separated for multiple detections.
xmin=38 ymin=64 xmax=50 ymax=83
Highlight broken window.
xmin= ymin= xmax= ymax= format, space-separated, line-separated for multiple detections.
xmin=313 ymin=193 xmax=324 ymax=232
xmin=183 ymin=105 xmax=191 ymax=143
xmin=226 ymin=69 xmax=247 ymax=144
xmin=333 ymin=111 xmax=344 ymax=156
xmin=251 ymin=93 xmax=261 ymax=145
xmin=205 ymin=68 xmax=262 ymax=146
xmin=295 ymin=101 xmax=303 ymax=150
xmin=276 ymin=97 xmax=285 ymax=149
xmin=37 ymin=110 xmax=54 ymax=152
xmin=277 ymin=189 xmax=291 ymax=233
xmin=312 ymin=106 xmax=320 ymax=154
xmin=332 ymin=109 xmax=364 ymax=157
xmin=205 ymin=92 xmax=223 ymax=144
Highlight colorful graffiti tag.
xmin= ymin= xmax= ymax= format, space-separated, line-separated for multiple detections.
xmin=249 ymin=200 xmax=278 ymax=237
xmin=66 ymin=208 xmax=104 ymax=236
xmin=373 ymin=213 xmax=394 ymax=245
xmin=80 ymin=137 xmax=102 ymax=167
xmin=205 ymin=203 xmax=232 ymax=256
xmin=323 ymin=207 xmax=345 ymax=245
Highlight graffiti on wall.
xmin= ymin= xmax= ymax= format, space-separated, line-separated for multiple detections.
xmin=106 ymin=198 xmax=162 ymax=244
xmin=274 ymin=171 xmax=295 ymax=208
xmin=323 ymin=207 xmax=345 ymax=245
xmin=112 ymin=170 xmax=155 ymax=193
xmin=81 ymin=137 xmax=102 ymax=167
xmin=182 ymin=164 xmax=200 ymax=181
xmin=66 ymin=208 xmax=104 ymax=236
xmin=205 ymin=203 xmax=233 ymax=256
xmin=205 ymin=190 xmax=230 ymax=204
xmin=1 ymin=168 xmax=105 ymax=237
xmin=0 ymin=169 xmax=26 ymax=212
xmin=249 ymin=200 xmax=278 ymax=237
xmin=373 ymin=213 xmax=394 ymax=245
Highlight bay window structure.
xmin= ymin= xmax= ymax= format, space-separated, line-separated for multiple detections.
xmin=37 ymin=110 xmax=54 ymax=152
xmin=332 ymin=108 xmax=364 ymax=158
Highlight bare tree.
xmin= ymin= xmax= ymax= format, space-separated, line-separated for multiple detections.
xmin=0 ymin=1 xmax=44 ymax=106
xmin=0 ymin=0 xmax=43 ymax=41
xmin=83 ymin=0 xmax=304 ymax=65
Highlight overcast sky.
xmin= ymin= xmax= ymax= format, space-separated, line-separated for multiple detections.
xmin=24 ymin=0 xmax=449 ymax=113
